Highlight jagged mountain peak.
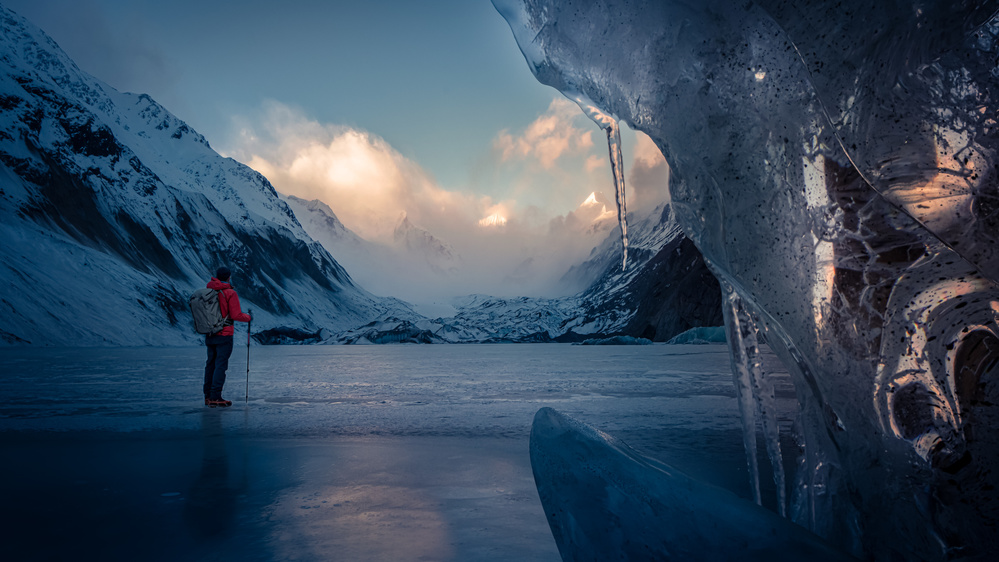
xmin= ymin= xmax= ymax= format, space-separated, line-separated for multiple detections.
xmin=580 ymin=191 xmax=609 ymax=207
xmin=282 ymin=193 xmax=360 ymax=247
xmin=393 ymin=210 xmax=413 ymax=232
xmin=392 ymin=211 xmax=459 ymax=263
xmin=288 ymin=194 xmax=337 ymax=217
xmin=0 ymin=7 xmax=104 ymax=102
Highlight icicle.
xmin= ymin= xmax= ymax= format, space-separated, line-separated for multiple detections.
xmin=722 ymin=282 xmax=762 ymax=506
xmin=721 ymin=281 xmax=787 ymax=515
xmin=748 ymin=317 xmax=787 ymax=517
xmin=572 ymin=95 xmax=629 ymax=270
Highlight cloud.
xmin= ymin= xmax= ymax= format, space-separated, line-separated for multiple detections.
xmin=485 ymin=97 xmax=669 ymax=221
xmin=627 ymin=132 xmax=671 ymax=211
xmin=227 ymin=102 xmax=482 ymax=244
xmin=224 ymin=103 xmax=584 ymax=300
xmin=223 ymin=101 xmax=665 ymax=303
xmin=584 ymin=154 xmax=605 ymax=172
xmin=493 ymin=97 xmax=596 ymax=169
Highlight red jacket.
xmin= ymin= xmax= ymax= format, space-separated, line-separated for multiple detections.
xmin=207 ymin=277 xmax=252 ymax=336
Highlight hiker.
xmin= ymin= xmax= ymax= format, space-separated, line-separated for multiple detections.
xmin=203 ymin=266 xmax=251 ymax=407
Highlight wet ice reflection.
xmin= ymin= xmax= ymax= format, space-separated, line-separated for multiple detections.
xmin=1 ymin=344 xmax=756 ymax=560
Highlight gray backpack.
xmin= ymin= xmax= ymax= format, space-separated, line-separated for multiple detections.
xmin=189 ymin=288 xmax=229 ymax=334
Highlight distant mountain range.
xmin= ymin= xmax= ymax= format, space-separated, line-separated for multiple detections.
xmin=281 ymin=195 xmax=464 ymax=303
xmin=290 ymin=194 xmax=722 ymax=344
xmin=0 ymin=4 xmax=720 ymax=346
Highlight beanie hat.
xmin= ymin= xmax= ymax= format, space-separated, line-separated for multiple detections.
xmin=215 ymin=266 xmax=231 ymax=282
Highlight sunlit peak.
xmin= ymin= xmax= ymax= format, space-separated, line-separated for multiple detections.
xmin=582 ymin=192 xmax=600 ymax=206
xmin=478 ymin=213 xmax=507 ymax=227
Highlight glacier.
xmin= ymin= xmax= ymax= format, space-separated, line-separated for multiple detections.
xmin=495 ymin=0 xmax=999 ymax=559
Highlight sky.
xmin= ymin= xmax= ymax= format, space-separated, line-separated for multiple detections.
xmin=5 ymin=0 xmax=669 ymax=302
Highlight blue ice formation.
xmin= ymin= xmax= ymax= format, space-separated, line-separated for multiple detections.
xmin=666 ymin=326 xmax=726 ymax=345
xmin=530 ymin=408 xmax=854 ymax=561
xmin=496 ymin=0 xmax=999 ymax=559
xmin=576 ymin=335 xmax=653 ymax=345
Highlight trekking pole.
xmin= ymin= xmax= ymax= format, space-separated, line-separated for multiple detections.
xmin=246 ymin=309 xmax=252 ymax=404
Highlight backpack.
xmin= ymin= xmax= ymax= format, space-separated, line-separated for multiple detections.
xmin=189 ymin=288 xmax=229 ymax=334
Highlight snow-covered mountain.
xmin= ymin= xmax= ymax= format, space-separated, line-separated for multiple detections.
xmin=282 ymin=195 xmax=463 ymax=302
xmin=572 ymin=203 xmax=723 ymax=341
xmin=432 ymin=201 xmax=721 ymax=344
xmin=281 ymin=194 xmax=390 ymax=289
xmin=0 ymin=5 xmax=414 ymax=346
xmin=281 ymin=195 xmax=365 ymax=250
xmin=319 ymin=201 xmax=722 ymax=344
xmin=566 ymin=191 xmax=618 ymax=236
xmin=538 ymin=201 xmax=723 ymax=342
xmin=559 ymin=197 xmax=676 ymax=294
xmin=393 ymin=212 xmax=462 ymax=275
xmin=284 ymin=172 xmax=720 ymax=344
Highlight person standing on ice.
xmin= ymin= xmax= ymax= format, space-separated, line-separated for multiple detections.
xmin=203 ymin=266 xmax=251 ymax=407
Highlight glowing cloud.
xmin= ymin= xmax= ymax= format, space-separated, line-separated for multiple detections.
xmin=226 ymin=102 xmax=480 ymax=244
xmin=584 ymin=154 xmax=604 ymax=172
xmin=221 ymin=101 xmax=670 ymax=303
xmin=627 ymin=131 xmax=671 ymax=211
xmin=493 ymin=97 xmax=596 ymax=169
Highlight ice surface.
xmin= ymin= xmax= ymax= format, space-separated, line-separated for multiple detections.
xmin=495 ymin=0 xmax=999 ymax=558
xmin=1 ymin=344 xmax=776 ymax=560
xmin=529 ymin=407 xmax=851 ymax=561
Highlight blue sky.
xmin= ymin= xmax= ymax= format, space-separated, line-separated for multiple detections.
xmin=6 ymin=0 xmax=669 ymax=298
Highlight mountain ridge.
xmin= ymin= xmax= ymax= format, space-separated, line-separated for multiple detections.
xmin=288 ymin=194 xmax=723 ymax=344
xmin=0 ymin=4 xmax=414 ymax=345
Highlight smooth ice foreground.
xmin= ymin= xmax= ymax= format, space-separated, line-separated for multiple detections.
xmin=496 ymin=0 xmax=999 ymax=559
xmin=530 ymin=407 xmax=850 ymax=561
xmin=0 ymin=344 xmax=766 ymax=561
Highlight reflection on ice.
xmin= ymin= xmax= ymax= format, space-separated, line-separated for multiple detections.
xmin=185 ymin=409 xmax=239 ymax=541
xmin=0 ymin=345 xmax=755 ymax=561
xmin=495 ymin=0 xmax=999 ymax=558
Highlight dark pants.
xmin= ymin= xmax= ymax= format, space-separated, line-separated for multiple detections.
xmin=204 ymin=334 xmax=234 ymax=400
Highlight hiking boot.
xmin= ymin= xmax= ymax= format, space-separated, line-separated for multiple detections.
xmin=208 ymin=398 xmax=232 ymax=408
xmin=204 ymin=396 xmax=210 ymax=406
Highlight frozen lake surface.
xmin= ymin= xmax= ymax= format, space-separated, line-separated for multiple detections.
xmin=0 ymin=343 xmax=792 ymax=561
